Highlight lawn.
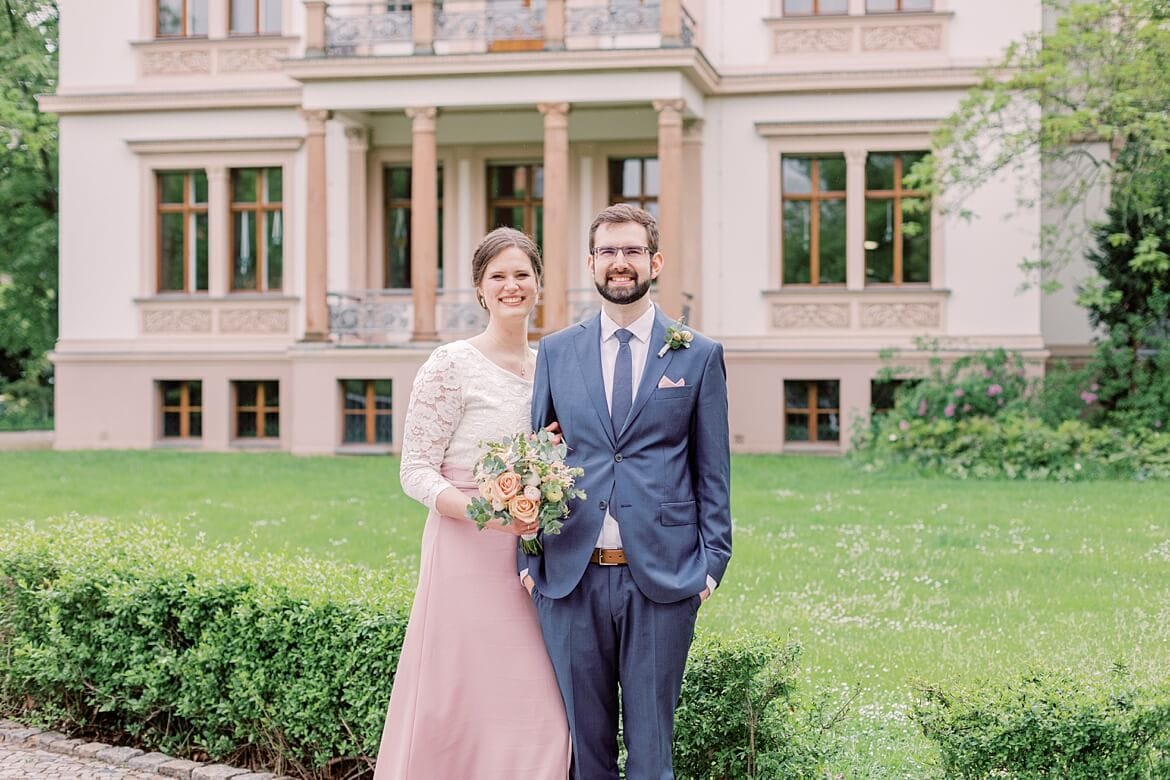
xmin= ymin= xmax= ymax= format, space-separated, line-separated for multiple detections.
xmin=3 ymin=450 xmax=1169 ymax=777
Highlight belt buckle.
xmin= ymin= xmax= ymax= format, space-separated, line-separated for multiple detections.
xmin=595 ymin=548 xmax=616 ymax=566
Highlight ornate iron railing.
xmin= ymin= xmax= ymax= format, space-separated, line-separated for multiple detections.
xmin=435 ymin=1 xmax=545 ymax=44
xmin=565 ymin=2 xmax=658 ymax=37
xmin=325 ymin=3 xmax=412 ymax=56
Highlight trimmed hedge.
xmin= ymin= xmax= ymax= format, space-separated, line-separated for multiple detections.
xmin=0 ymin=517 xmax=837 ymax=778
xmin=859 ymin=414 xmax=1170 ymax=481
xmin=913 ymin=671 xmax=1170 ymax=779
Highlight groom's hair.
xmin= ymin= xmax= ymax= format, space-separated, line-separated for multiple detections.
xmin=589 ymin=204 xmax=659 ymax=256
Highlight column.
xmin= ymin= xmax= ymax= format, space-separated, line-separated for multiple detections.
xmin=413 ymin=0 xmax=435 ymax=54
xmin=208 ymin=0 xmax=228 ymax=39
xmin=653 ymin=99 xmax=685 ymax=320
xmin=407 ymin=106 xmax=439 ymax=342
xmin=345 ymin=126 xmax=370 ymax=291
xmin=303 ymin=0 xmax=327 ymax=57
xmin=682 ymin=120 xmax=703 ymax=328
xmin=207 ymin=166 xmax=229 ymax=297
xmin=545 ymin=0 xmax=565 ymax=50
xmin=660 ymin=0 xmax=682 ymax=47
xmin=539 ymin=102 xmax=571 ymax=334
xmin=845 ymin=149 xmax=867 ymax=291
xmin=302 ymin=109 xmax=331 ymax=342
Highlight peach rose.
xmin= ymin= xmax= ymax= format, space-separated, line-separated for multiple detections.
xmin=494 ymin=471 xmax=522 ymax=501
xmin=507 ymin=495 xmax=540 ymax=526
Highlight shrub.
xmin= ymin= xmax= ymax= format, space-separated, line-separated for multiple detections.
xmin=884 ymin=348 xmax=1032 ymax=426
xmin=0 ymin=517 xmax=842 ymax=778
xmin=913 ymin=670 xmax=1170 ymax=779
xmin=674 ymin=635 xmax=846 ymax=779
xmin=857 ymin=413 xmax=1170 ymax=481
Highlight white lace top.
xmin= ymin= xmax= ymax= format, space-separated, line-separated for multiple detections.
xmin=399 ymin=340 xmax=535 ymax=511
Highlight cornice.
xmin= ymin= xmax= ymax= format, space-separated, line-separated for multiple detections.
xmin=38 ymin=87 xmax=303 ymax=115
xmin=717 ymin=65 xmax=984 ymax=95
xmin=755 ymin=118 xmax=940 ymax=137
xmin=286 ymin=46 xmax=722 ymax=94
xmin=126 ymin=137 xmax=304 ymax=154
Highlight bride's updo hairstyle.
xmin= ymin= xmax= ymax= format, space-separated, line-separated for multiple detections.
xmin=472 ymin=227 xmax=543 ymax=310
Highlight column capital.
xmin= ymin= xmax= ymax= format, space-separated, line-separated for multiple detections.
xmin=406 ymin=106 xmax=438 ymax=130
xmin=844 ymin=149 xmax=869 ymax=165
xmin=301 ymin=108 xmax=330 ymax=132
xmin=344 ymin=125 xmax=370 ymax=149
xmin=538 ymin=101 xmax=570 ymax=117
xmin=206 ymin=165 xmax=229 ymax=182
xmin=653 ymin=98 xmax=686 ymax=118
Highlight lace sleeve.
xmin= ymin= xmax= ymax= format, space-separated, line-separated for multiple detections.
xmin=399 ymin=345 xmax=464 ymax=511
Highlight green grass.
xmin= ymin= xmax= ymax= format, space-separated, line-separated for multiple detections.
xmin=3 ymin=450 xmax=1169 ymax=777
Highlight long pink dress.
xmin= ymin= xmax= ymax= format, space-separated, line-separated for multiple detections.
xmin=374 ymin=341 xmax=570 ymax=779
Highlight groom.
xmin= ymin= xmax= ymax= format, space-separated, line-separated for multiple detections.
xmin=523 ymin=204 xmax=732 ymax=779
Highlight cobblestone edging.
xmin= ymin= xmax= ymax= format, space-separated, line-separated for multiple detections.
xmin=0 ymin=719 xmax=294 ymax=779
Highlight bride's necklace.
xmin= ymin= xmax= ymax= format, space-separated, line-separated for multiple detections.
xmin=484 ymin=333 xmax=533 ymax=378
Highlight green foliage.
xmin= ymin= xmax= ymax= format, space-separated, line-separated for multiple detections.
xmin=0 ymin=517 xmax=412 ymax=775
xmin=0 ymin=1 xmax=59 ymax=412
xmin=907 ymin=0 xmax=1170 ymax=280
xmin=859 ymin=413 xmax=1170 ymax=481
xmin=674 ymin=635 xmax=848 ymax=779
xmin=0 ymin=516 xmax=839 ymax=777
xmin=913 ymin=670 xmax=1170 ymax=779
xmin=880 ymin=348 xmax=1032 ymax=425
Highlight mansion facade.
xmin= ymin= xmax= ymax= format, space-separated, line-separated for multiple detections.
xmin=44 ymin=0 xmax=1093 ymax=454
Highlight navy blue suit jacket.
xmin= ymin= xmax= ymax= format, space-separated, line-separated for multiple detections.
xmin=524 ymin=307 xmax=732 ymax=604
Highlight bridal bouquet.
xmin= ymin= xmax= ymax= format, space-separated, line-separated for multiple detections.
xmin=466 ymin=429 xmax=586 ymax=555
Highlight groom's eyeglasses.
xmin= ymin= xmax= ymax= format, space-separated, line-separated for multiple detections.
xmin=593 ymin=246 xmax=651 ymax=259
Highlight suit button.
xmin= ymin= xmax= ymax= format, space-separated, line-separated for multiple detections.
xmin=599 ymin=500 xmax=608 ymax=511
xmin=614 ymin=453 xmax=623 ymax=462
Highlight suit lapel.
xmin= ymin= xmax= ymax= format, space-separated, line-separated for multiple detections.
xmin=572 ymin=314 xmax=616 ymax=448
xmin=619 ymin=308 xmax=675 ymax=439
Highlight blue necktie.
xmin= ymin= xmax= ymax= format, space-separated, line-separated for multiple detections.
xmin=611 ymin=328 xmax=633 ymax=437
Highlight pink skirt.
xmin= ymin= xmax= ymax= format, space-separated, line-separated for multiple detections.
xmin=373 ymin=476 xmax=570 ymax=779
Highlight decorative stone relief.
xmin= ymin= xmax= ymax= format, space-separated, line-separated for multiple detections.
xmin=772 ymin=303 xmax=851 ymax=329
xmin=861 ymin=23 xmax=943 ymax=52
xmin=860 ymin=302 xmax=941 ymax=328
xmin=773 ymin=27 xmax=852 ymax=54
xmin=219 ymin=47 xmax=285 ymax=72
xmin=143 ymin=308 xmax=212 ymax=334
xmin=141 ymin=49 xmax=211 ymax=75
xmin=218 ymin=308 xmax=290 ymax=334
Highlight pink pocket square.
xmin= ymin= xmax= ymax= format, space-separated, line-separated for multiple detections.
xmin=658 ymin=375 xmax=686 ymax=389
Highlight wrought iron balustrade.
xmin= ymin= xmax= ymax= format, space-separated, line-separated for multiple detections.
xmin=436 ymin=1 xmax=545 ymax=46
xmin=325 ymin=3 xmax=412 ymax=56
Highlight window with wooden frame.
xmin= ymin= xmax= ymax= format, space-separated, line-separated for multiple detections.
xmin=487 ymin=163 xmax=544 ymax=250
xmin=864 ymin=151 xmax=930 ymax=285
xmin=608 ymin=157 xmax=660 ymax=217
xmin=230 ymin=167 xmax=283 ymax=292
xmin=159 ymin=381 xmax=203 ymax=439
xmin=157 ymin=171 xmax=209 ymax=293
xmin=870 ymin=378 xmax=918 ymax=416
xmin=229 ymin=0 xmax=282 ymax=35
xmin=156 ymin=0 xmax=209 ymax=37
xmin=781 ymin=155 xmax=847 ymax=285
xmin=782 ymin=0 xmax=848 ymax=15
xmin=866 ymin=0 xmax=933 ymax=12
xmin=784 ymin=380 xmax=840 ymax=442
xmin=384 ymin=165 xmax=444 ymax=289
xmin=233 ymin=380 xmax=280 ymax=439
xmin=341 ymin=380 xmax=392 ymax=445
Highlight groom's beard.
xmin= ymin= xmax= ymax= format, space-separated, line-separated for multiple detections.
xmin=595 ymin=276 xmax=652 ymax=305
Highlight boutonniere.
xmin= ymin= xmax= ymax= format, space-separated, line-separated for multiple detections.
xmin=657 ymin=319 xmax=694 ymax=358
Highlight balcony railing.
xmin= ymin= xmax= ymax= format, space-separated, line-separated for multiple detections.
xmin=313 ymin=0 xmax=696 ymax=58
xmin=328 ymin=287 xmax=600 ymax=341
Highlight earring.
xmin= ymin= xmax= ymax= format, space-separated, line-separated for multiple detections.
xmin=476 ymin=291 xmax=486 ymax=309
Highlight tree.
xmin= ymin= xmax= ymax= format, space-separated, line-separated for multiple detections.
xmin=908 ymin=0 xmax=1170 ymax=289
xmin=0 ymin=0 xmax=58 ymax=423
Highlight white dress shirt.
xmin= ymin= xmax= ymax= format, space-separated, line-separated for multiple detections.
xmin=596 ymin=303 xmax=657 ymax=549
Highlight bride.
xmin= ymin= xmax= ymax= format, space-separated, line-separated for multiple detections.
xmin=373 ymin=228 xmax=571 ymax=779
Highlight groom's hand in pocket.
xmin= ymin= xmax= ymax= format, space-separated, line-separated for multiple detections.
xmin=522 ymin=575 xmax=536 ymax=596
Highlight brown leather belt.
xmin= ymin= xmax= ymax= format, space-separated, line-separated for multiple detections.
xmin=590 ymin=548 xmax=628 ymax=566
